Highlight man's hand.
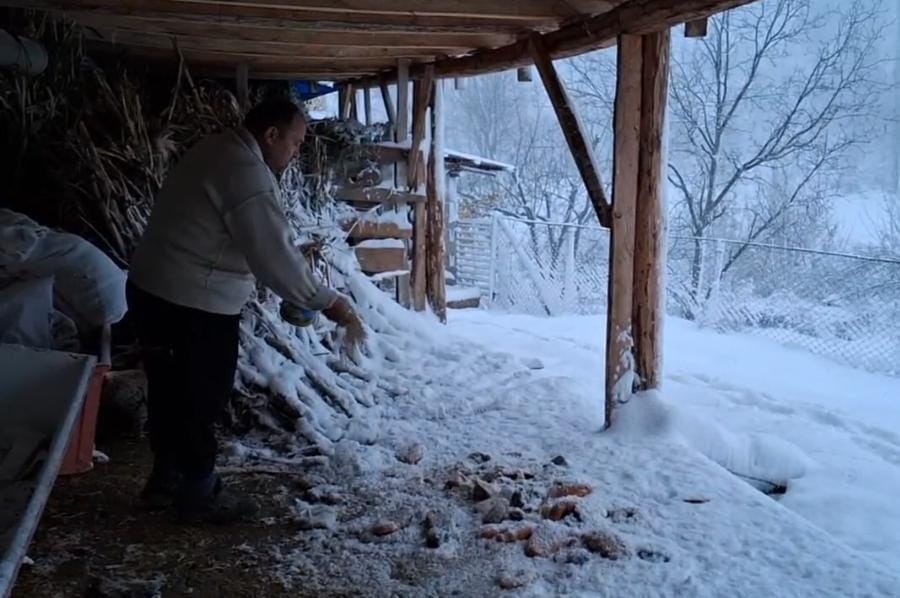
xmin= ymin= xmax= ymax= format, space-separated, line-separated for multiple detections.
xmin=323 ymin=295 xmax=366 ymax=348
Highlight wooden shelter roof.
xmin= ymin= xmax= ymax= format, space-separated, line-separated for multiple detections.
xmin=11 ymin=0 xmax=753 ymax=83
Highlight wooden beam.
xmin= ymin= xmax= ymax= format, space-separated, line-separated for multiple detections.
xmin=363 ymin=86 xmax=372 ymax=125
xmin=355 ymin=246 xmax=407 ymax=275
xmin=235 ymin=62 xmax=249 ymax=111
xmin=87 ymin=29 xmax=456 ymax=59
xmin=333 ymin=186 xmax=425 ymax=205
xmin=17 ymin=0 xmax=580 ymax=30
xmin=87 ymin=42 xmax=402 ymax=73
xmin=341 ymin=219 xmax=412 ymax=240
xmin=68 ymin=13 xmax=515 ymax=49
xmin=684 ymin=18 xmax=709 ymax=38
xmin=357 ymin=0 xmax=755 ymax=85
xmin=632 ymin=29 xmax=669 ymax=391
xmin=153 ymin=0 xmax=611 ymax=20
xmin=605 ymin=34 xmax=643 ymax=427
xmin=426 ymin=79 xmax=448 ymax=322
xmin=529 ymin=33 xmax=610 ymax=228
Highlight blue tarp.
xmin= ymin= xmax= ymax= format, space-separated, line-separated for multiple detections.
xmin=291 ymin=81 xmax=336 ymax=101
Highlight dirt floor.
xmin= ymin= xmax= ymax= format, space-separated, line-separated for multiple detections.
xmin=12 ymin=435 xmax=317 ymax=598
xmin=12 ymin=426 xmax=643 ymax=598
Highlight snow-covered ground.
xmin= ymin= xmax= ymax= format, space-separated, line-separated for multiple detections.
xmin=254 ymin=298 xmax=900 ymax=596
xmin=449 ymin=310 xmax=900 ymax=575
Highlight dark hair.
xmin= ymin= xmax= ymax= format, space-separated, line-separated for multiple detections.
xmin=243 ymin=99 xmax=305 ymax=136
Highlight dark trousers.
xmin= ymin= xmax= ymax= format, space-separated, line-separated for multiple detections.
xmin=126 ymin=281 xmax=240 ymax=481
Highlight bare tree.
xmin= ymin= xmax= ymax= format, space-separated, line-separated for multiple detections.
xmin=664 ymin=0 xmax=888 ymax=313
xmin=446 ymin=73 xmax=600 ymax=263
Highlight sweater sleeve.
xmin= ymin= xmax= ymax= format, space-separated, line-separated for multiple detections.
xmin=222 ymin=191 xmax=337 ymax=311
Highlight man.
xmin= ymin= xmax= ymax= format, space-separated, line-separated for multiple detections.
xmin=127 ymin=99 xmax=363 ymax=523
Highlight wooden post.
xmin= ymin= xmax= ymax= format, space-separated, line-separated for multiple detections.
xmin=339 ymin=84 xmax=354 ymax=120
xmin=426 ymin=79 xmax=447 ymax=322
xmin=363 ymin=86 xmax=372 ymax=125
xmin=408 ymin=67 xmax=433 ymax=313
xmin=235 ymin=63 xmax=249 ymax=111
xmin=395 ymin=59 xmax=410 ymax=143
xmin=407 ymin=66 xmax=434 ymax=188
xmin=605 ymin=34 xmax=643 ymax=427
xmin=632 ymin=30 xmax=669 ymax=391
xmin=350 ymin=88 xmax=359 ymax=121
xmin=529 ymin=33 xmax=610 ymax=228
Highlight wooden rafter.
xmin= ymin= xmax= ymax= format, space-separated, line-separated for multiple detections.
xmin=86 ymin=43 xmax=404 ymax=74
xmin=88 ymin=31 xmax=454 ymax=59
xmin=358 ymin=0 xmax=755 ymax=85
xmin=529 ymin=33 xmax=610 ymax=228
xmin=67 ymin=14 xmax=515 ymax=48
xmin=10 ymin=0 xmax=752 ymax=81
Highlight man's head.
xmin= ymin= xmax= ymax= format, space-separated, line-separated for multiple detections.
xmin=243 ymin=99 xmax=307 ymax=176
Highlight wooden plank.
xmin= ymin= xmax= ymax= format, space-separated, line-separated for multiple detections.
xmin=43 ymin=0 xmax=612 ymax=20
xmin=632 ymin=30 xmax=669 ymax=391
xmin=356 ymin=0 xmax=755 ymax=85
xmin=334 ymin=186 xmax=425 ymax=205
xmin=19 ymin=0 xmax=572 ymax=31
xmin=529 ymin=33 xmax=610 ymax=228
xmin=86 ymin=29 xmax=456 ymax=59
xmin=235 ymin=62 xmax=249 ymax=111
xmin=605 ymin=34 xmax=643 ymax=427
xmin=341 ymin=220 xmax=412 ymax=240
xmin=68 ymin=13 xmax=514 ymax=48
xmin=86 ymin=42 xmax=402 ymax=72
xmin=426 ymin=79 xmax=447 ymax=322
xmin=408 ymin=65 xmax=434 ymax=188
xmin=355 ymin=246 xmax=408 ymax=274
xmin=684 ymin=18 xmax=709 ymax=37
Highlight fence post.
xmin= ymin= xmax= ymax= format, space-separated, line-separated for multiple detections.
xmin=488 ymin=213 xmax=499 ymax=307
xmin=698 ymin=238 xmax=725 ymax=326
xmin=563 ymin=226 xmax=577 ymax=312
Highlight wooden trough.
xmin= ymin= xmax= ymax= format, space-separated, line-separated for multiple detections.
xmin=0 ymin=345 xmax=96 ymax=597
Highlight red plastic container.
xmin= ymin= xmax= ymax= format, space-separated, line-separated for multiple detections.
xmin=59 ymin=325 xmax=111 ymax=476
xmin=59 ymin=363 xmax=108 ymax=475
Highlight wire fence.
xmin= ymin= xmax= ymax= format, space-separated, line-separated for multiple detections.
xmin=450 ymin=214 xmax=900 ymax=376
